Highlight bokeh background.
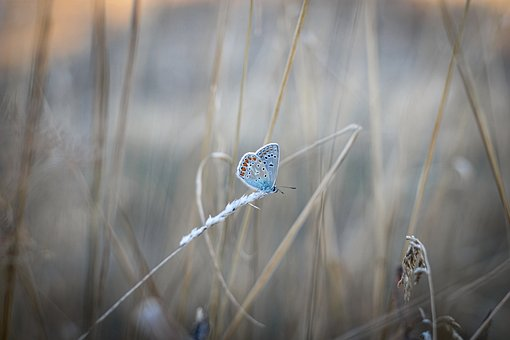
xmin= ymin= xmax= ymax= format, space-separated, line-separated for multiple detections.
xmin=1 ymin=0 xmax=510 ymax=339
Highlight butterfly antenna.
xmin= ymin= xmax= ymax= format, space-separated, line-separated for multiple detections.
xmin=276 ymin=186 xmax=296 ymax=194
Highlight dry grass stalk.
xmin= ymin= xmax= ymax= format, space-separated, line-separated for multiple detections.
xmin=201 ymin=0 xmax=230 ymax=157
xmin=1 ymin=0 xmax=53 ymax=338
xmin=205 ymin=3 xmax=233 ymax=332
xmin=263 ymin=0 xmax=309 ymax=144
xmin=304 ymin=197 xmax=326 ymax=339
xmin=106 ymin=0 xmax=140 ymax=229
xmin=78 ymin=124 xmax=362 ymax=339
xmin=440 ymin=0 xmax=510 ymax=241
xmin=65 ymin=159 xmax=188 ymax=339
xmin=469 ymin=290 xmax=510 ymax=340
xmin=4 ymin=2 xmax=510 ymax=339
xmin=195 ymin=152 xmax=264 ymax=327
xmin=222 ymin=3 xmax=254 ymax=327
xmin=223 ymin=125 xmax=361 ymax=338
xmin=17 ymin=259 xmax=49 ymax=337
xmin=364 ymin=0 xmax=386 ymax=318
xmin=398 ymin=235 xmax=436 ymax=340
xmin=78 ymin=182 xmax=272 ymax=340
xmin=85 ymin=0 xmax=111 ymax=334
xmin=404 ymin=0 xmax=470 ymax=241
xmin=280 ymin=124 xmax=361 ymax=167
xmin=231 ymin=0 xmax=253 ymax=167
xmin=335 ymin=259 xmax=510 ymax=339
xmin=219 ymin=0 xmax=307 ymax=332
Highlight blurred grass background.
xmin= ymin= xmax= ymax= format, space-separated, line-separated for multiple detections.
xmin=1 ymin=0 xmax=510 ymax=339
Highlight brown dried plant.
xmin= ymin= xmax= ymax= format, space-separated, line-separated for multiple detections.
xmin=398 ymin=235 xmax=437 ymax=340
xmin=398 ymin=236 xmax=428 ymax=302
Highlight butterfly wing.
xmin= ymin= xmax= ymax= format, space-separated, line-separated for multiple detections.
xmin=255 ymin=143 xmax=279 ymax=189
xmin=237 ymin=150 xmax=275 ymax=192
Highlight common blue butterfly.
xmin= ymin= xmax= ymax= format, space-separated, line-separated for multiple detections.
xmin=236 ymin=143 xmax=280 ymax=193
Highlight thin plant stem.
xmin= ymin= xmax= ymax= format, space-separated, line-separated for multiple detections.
xmin=117 ymin=209 xmax=160 ymax=297
xmin=263 ymin=0 xmax=309 ymax=144
xmin=232 ymin=0 xmax=253 ymax=169
xmin=422 ymin=241 xmax=437 ymax=340
xmin=78 ymin=124 xmax=362 ymax=340
xmin=440 ymin=0 xmax=510 ymax=243
xmin=227 ymin=125 xmax=360 ymax=292
xmin=195 ymin=152 xmax=264 ymax=327
xmin=201 ymin=0 xmax=230 ymax=157
xmin=68 ymin=161 xmax=185 ymax=337
xmin=205 ymin=3 xmax=232 ymax=333
xmin=78 ymin=246 xmax=183 ymax=340
xmin=107 ymin=0 xmax=140 ymax=234
xmin=404 ymin=0 xmax=470 ymax=243
xmin=305 ymin=196 xmax=325 ymax=340
xmin=280 ymin=124 xmax=360 ymax=166
xmin=223 ymin=125 xmax=361 ymax=339
xmin=364 ymin=0 xmax=386 ymax=317
xmin=226 ymin=204 xmax=253 ymax=287
xmin=1 ymin=0 xmax=53 ymax=338
xmin=17 ymin=259 xmax=49 ymax=339
xmin=469 ymin=290 xmax=510 ymax=340
xmin=406 ymin=236 xmax=436 ymax=340
xmin=221 ymin=1 xmax=254 ymax=330
xmin=89 ymin=0 xmax=111 ymax=335
xmin=334 ymin=258 xmax=510 ymax=339
xmin=78 ymin=189 xmax=273 ymax=340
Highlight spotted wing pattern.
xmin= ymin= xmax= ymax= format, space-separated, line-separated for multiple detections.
xmin=255 ymin=143 xmax=279 ymax=187
xmin=236 ymin=143 xmax=279 ymax=192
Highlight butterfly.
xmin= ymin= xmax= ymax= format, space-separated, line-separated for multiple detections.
xmin=236 ymin=143 xmax=280 ymax=193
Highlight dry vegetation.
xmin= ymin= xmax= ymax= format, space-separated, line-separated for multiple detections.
xmin=1 ymin=0 xmax=510 ymax=339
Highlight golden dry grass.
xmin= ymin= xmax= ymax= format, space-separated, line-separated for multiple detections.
xmin=1 ymin=0 xmax=510 ymax=339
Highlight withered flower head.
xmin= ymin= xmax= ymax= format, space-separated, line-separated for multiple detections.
xmin=398 ymin=236 xmax=428 ymax=301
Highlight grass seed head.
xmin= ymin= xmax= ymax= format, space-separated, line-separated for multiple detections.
xmin=398 ymin=236 xmax=428 ymax=302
